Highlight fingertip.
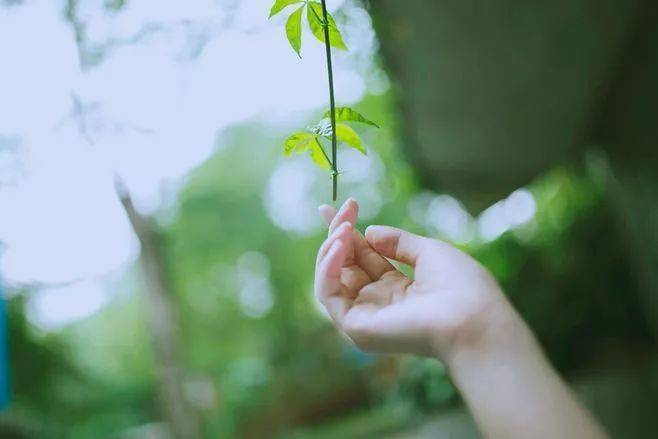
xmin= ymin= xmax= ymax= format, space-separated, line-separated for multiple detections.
xmin=324 ymin=239 xmax=346 ymax=276
xmin=329 ymin=198 xmax=359 ymax=233
xmin=334 ymin=237 xmax=347 ymax=254
xmin=364 ymin=225 xmax=399 ymax=260
xmin=319 ymin=221 xmax=353 ymax=261
xmin=331 ymin=222 xmax=352 ymax=243
xmin=346 ymin=197 xmax=359 ymax=213
xmin=364 ymin=225 xmax=384 ymax=242
xmin=365 ymin=226 xmax=425 ymax=266
xmin=318 ymin=204 xmax=336 ymax=225
xmin=331 ymin=221 xmax=352 ymax=238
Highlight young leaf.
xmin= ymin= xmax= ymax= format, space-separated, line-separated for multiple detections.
xmin=286 ymin=5 xmax=305 ymax=57
xmin=310 ymin=137 xmax=331 ymax=169
xmin=284 ymin=132 xmax=314 ymax=156
xmin=269 ymin=0 xmax=303 ymax=18
xmin=307 ymin=2 xmax=347 ymax=50
xmin=324 ymin=107 xmax=380 ymax=128
xmin=336 ymin=123 xmax=366 ymax=155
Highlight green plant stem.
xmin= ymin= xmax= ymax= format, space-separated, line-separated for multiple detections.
xmin=320 ymin=0 xmax=338 ymax=202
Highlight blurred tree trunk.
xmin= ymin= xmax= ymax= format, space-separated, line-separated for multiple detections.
xmin=594 ymin=2 xmax=658 ymax=340
xmin=369 ymin=0 xmax=646 ymax=210
xmin=64 ymin=2 xmax=200 ymax=434
xmin=606 ymin=168 xmax=658 ymax=338
xmin=118 ymin=183 xmax=199 ymax=439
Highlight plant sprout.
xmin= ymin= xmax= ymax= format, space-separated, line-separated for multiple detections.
xmin=269 ymin=0 xmax=380 ymax=201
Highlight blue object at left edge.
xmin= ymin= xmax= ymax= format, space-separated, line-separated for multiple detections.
xmin=0 ymin=280 xmax=9 ymax=410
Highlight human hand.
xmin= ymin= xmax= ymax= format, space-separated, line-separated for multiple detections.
xmin=315 ymin=199 xmax=607 ymax=438
xmin=314 ymin=198 xmax=523 ymax=362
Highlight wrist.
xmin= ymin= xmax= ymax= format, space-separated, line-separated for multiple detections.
xmin=441 ymin=301 xmax=537 ymax=372
xmin=438 ymin=304 xmax=607 ymax=439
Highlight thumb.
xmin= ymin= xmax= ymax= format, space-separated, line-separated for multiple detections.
xmin=364 ymin=225 xmax=429 ymax=266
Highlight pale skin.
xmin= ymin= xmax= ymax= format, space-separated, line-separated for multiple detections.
xmin=315 ymin=198 xmax=607 ymax=439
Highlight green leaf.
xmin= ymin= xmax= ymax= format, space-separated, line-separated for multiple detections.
xmin=283 ymin=132 xmax=314 ymax=156
xmin=336 ymin=123 xmax=366 ymax=155
xmin=310 ymin=138 xmax=331 ymax=169
xmin=269 ymin=0 xmax=303 ymax=18
xmin=283 ymin=133 xmax=331 ymax=169
xmin=324 ymin=107 xmax=380 ymax=128
xmin=286 ymin=5 xmax=304 ymax=57
xmin=307 ymin=2 xmax=347 ymax=50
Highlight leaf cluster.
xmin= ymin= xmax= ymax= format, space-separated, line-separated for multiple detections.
xmin=269 ymin=0 xmax=347 ymax=57
xmin=284 ymin=107 xmax=379 ymax=169
xmin=270 ymin=1 xmax=381 ymax=174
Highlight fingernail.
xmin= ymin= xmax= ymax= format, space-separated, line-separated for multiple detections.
xmin=364 ymin=225 xmax=382 ymax=238
xmin=331 ymin=221 xmax=351 ymax=236
xmin=336 ymin=198 xmax=355 ymax=217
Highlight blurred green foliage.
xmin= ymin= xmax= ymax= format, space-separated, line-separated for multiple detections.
xmin=2 ymin=91 xmax=653 ymax=438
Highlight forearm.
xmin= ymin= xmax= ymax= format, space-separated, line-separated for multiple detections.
xmin=445 ymin=310 xmax=607 ymax=439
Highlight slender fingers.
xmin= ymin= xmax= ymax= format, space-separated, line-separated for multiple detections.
xmin=317 ymin=217 xmax=370 ymax=298
xmin=315 ymin=239 xmax=351 ymax=325
xmin=319 ymin=200 xmax=395 ymax=280
xmin=317 ymin=221 xmax=352 ymax=263
xmin=328 ymin=198 xmax=359 ymax=235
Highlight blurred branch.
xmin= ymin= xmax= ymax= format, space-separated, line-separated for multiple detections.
xmin=68 ymin=99 xmax=201 ymax=437
xmin=63 ymin=0 xmax=240 ymax=68
xmin=1 ymin=0 xmax=24 ymax=9
xmin=63 ymin=6 xmax=200 ymax=433
xmin=71 ymin=94 xmax=96 ymax=146
xmin=117 ymin=178 xmax=200 ymax=439
xmin=594 ymin=1 xmax=658 ymax=341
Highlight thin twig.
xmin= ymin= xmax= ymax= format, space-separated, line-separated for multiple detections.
xmin=319 ymin=0 xmax=339 ymax=201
